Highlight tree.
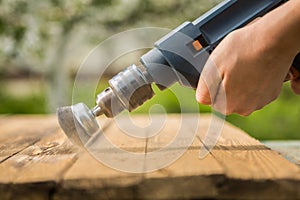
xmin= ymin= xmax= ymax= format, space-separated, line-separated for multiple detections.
xmin=0 ymin=0 xmax=219 ymax=112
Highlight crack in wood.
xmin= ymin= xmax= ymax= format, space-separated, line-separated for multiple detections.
xmin=0 ymin=138 xmax=40 ymax=164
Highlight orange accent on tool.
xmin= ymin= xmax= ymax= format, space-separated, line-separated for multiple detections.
xmin=192 ymin=40 xmax=203 ymax=51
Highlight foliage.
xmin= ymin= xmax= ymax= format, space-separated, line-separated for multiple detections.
xmin=0 ymin=0 xmax=221 ymax=111
xmin=0 ymin=88 xmax=46 ymax=114
xmin=227 ymin=83 xmax=300 ymax=140
xmin=0 ymin=0 xmax=219 ymax=71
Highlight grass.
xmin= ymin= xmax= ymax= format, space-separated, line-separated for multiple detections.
xmin=0 ymin=90 xmax=47 ymax=114
xmin=0 ymin=79 xmax=47 ymax=114
xmin=226 ymin=83 xmax=300 ymax=140
xmin=131 ymin=84 xmax=212 ymax=114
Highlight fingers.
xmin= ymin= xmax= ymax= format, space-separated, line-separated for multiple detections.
xmin=196 ymin=58 xmax=219 ymax=105
xmin=196 ymin=76 xmax=211 ymax=105
xmin=212 ymin=80 xmax=227 ymax=115
xmin=196 ymin=58 xmax=226 ymax=113
xmin=291 ymin=79 xmax=300 ymax=94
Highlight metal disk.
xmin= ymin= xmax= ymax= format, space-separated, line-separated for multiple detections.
xmin=71 ymin=103 xmax=99 ymax=136
xmin=57 ymin=103 xmax=99 ymax=147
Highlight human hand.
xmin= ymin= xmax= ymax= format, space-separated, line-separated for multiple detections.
xmin=196 ymin=20 xmax=297 ymax=116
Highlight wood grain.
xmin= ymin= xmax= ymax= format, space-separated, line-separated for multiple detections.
xmin=264 ymin=141 xmax=300 ymax=165
xmin=0 ymin=116 xmax=59 ymax=164
xmin=0 ymin=129 xmax=77 ymax=183
xmin=197 ymin=119 xmax=300 ymax=180
xmin=0 ymin=117 xmax=78 ymax=200
xmin=0 ymin=114 xmax=299 ymax=200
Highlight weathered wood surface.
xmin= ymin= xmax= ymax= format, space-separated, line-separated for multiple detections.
xmin=0 ymin=114 xmax=299 ymax=200
xmin=264 ymin=141 xmax=300 ymax=166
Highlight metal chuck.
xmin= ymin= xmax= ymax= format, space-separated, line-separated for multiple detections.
xmin=57 ymin=64 xmax=155 ymax=146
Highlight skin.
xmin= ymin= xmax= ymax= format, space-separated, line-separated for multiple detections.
xmin=196 ymin=0 xmax=300 ymax=116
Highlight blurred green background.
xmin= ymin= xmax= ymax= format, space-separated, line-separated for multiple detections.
xmin=1 ymin=0 xmax=300 ymax=140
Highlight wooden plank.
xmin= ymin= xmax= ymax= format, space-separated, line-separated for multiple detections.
xmin=197 ymin=116 xmax=300 ymax=180
xmin=0 ymin=115 xmax=80 ymax=200
xmin=0 ymin=135 xmax=39 ymax=163
xmin=0 ymin=114 xmax=116 ymax=200
xmin=14 ymin=129 xmax=78 ymax=183
xmin=0 ymin=115 xmax=10 ymax=126
xmin=264 ymin=140 xmax=300 ymax=165
xmin=146 ymin=114 xmax=201 ymax=151
xmin=0 ymin=128 xmax=77 ymax=183
xmin=210 ymin=146 xmax=300 ymax=179
xmin=0 ymin=116 xmax=59 ymax=164
xmin=81 ymin=115 xmax=147 ymax=173
xmin=0 ymin=114 xmax=299 ymax=200
xmin=55 ymin=115 xmax=145 ymax=199
xmin=60 ymin=114 xmax=226 ymax=199
xmin=0 ymin=182 xmax=57 ymax=200
xmin=59 ymin=114 xmax=300 ymax=199
xmin=143 ymin=114 xmax=219 ymax=173
xmin=140 ymin=150 xmax=224 ymax=200
xmin=89 ymin=114 xmax=201 ymax=152
xmin=138 ymin=114 xmax=225 ymax=200
xmin=55 ymin=152 xmax=143 ymax=200
xmin=0 ymin=115 xmax=58 ymax=137
xmin=144 ymin=115 xmax=223 ymax=173
xmin=83 ymin=114 xmax=209 ymax=174
xmin=86 ymin=115 xmax=147 ymax=152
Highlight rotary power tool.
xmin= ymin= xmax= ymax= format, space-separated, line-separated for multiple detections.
xmin=58 ymin=0 xmax=300 ymax=145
